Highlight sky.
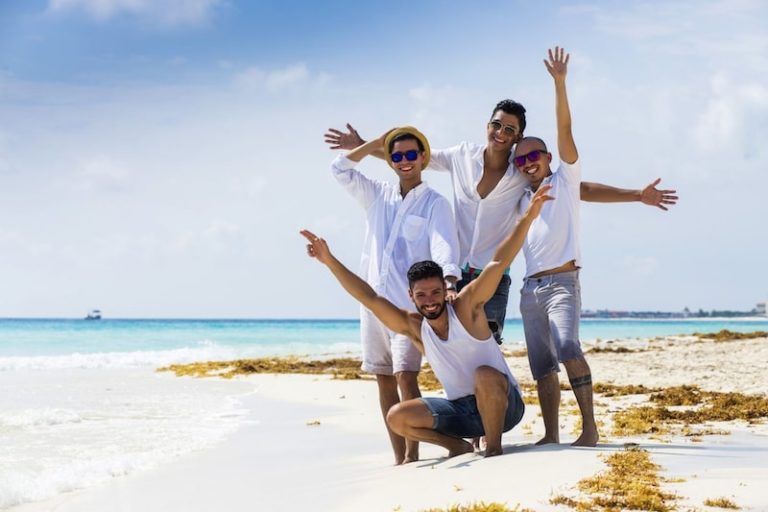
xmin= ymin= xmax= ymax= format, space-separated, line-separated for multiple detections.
xmin=1 ymin=0 xmax=766 ymax=318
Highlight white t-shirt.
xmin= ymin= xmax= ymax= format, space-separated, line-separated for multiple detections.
xmin=519 ymin=159 xmax=582 ymax=277
xmin=420 ymin=304 xmax=518 ymax=400
xmin=429 ymin=142 xmax=528 ymax=269
xmin=331 ymin=155 xmax=461 ymax=310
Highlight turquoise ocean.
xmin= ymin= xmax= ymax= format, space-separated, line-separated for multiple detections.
xmin=1 ymin=316 xmax=767 ymax=509
xmin=2 ymin=317 xmax=767 ymax=365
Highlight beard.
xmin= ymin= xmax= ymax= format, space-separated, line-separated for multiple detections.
xmin=418 ymin=300 xmax=446 ymax=320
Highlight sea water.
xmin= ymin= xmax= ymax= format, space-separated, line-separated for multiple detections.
xmin=1 ymin=317 xmax=766 ymax=509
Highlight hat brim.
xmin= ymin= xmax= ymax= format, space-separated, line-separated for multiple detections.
xmin=384 ymin=126 xmax=431 ymax=169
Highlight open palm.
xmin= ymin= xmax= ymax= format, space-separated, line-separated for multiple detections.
xmin=544 ymin=46 xmax=569 ymax=80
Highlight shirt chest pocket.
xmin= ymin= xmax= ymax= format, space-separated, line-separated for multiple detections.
xmin=401 ymin=214 xmax=427 ymax=241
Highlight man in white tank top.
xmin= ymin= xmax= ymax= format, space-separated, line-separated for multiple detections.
xmin=300 ymin=184 xmax=554 ymax=459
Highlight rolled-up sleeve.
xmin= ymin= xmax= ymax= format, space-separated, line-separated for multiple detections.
xmin=427 ymin=197 xmax=461 ymax=279
xmin=331 ymin=154 xmax=382 ymax=210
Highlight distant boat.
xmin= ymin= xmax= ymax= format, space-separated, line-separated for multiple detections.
xmin=85 ymin=309 xmax=102 ymax=320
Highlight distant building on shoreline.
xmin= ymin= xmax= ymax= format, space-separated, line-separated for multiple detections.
xmin=582 ymin=304 xmax=767 ymax=319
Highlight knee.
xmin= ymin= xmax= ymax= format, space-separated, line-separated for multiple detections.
xmin=386 ymin=403 xmax=407 ymax=434
xmin=474 ymin=366 xmax=506 ymax=394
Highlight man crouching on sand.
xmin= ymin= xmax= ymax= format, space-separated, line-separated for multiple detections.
xmin=300 ymin=185 xmax=554 ymax=458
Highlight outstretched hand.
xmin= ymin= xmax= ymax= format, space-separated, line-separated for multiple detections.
xmin=324 ymin=123 xmax=365 ymax=150
xmin=300 ymin=229 xmax=333 ymax=265
xmin=640 ymin=178 xmax=678 ymax=211
xmin=525 ymin=185 xmax=555 ymax=218
xmin=544 ymin=46 xmax=569 ymax=80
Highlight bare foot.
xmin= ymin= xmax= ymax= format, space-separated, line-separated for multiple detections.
xmin=448 ymin=440 xmax=475 ymax=458
xmin=484 ymin=445 xmax=503 ymax=457
xmin=535 ymin=435 xmax=559 ymax=446
xmin=402 ymin=456 xmax=418 ymax=464
xmin=571 ymin=429 xmax=599 ymax=447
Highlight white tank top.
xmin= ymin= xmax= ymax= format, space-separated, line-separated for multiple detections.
xmin=420 ymin=304 xmax=519 ymax=400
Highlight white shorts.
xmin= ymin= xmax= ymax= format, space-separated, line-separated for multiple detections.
xmin=360 ymin=306 xmax=422 ymax=375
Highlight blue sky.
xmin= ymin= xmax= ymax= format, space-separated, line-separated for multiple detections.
xmin=1 ymin=0 xmax=766 ymax=318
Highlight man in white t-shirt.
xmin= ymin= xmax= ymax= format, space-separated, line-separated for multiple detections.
xmin=331 ymin=126 xmax=461 ymax=464
xmin=299 ymin=184 xmax=553 ymax=459
xmin=514 ymin=47 xmax=597 ymax=446
xmin=325 ymin=108 xmax=677 ymax=347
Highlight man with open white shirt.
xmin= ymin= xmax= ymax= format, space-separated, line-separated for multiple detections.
xmin=514 ymin=47 xmax=597 ymax=446
xmin=325 ymin=110 xmax=677 ymax=346
xmin=331 ymin=126 xmax=461 ymax=465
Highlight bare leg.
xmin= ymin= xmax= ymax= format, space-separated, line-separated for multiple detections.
xmin=473 ymin=366 xmax=509 ymax=457
xmin=387 ymin=399 xmax=473 ymax=458
xmin=395 ymin=371 xmax=421 ymax=463
xmin=376 ymin=374 xmax=406 ymax=464
xmin=535 ymin=371 xmax=561 ymax=445
xmin=563 ymin=358 xmax=599 ymax=447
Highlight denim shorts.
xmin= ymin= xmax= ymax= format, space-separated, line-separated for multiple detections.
xmin=457 ymin=271 xmax=511 ymax=344
xmin=420 ymin=383 xmax=525 ymax=439
xmin=519 ymin=270 xmax=583 ymax=380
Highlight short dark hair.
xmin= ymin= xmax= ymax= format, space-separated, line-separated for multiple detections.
xmin=491 ymin=99 xmax=527 ymax=134
xmin=407 ymin=260 xmax=443 ymax=288
xmin=388 ymin=133 xmax=424 ymax=153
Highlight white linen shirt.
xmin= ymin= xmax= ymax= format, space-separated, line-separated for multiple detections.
xmin=331 ymin=155 xmax=461 ymax=310
xmin=429 ymin=142 xmax=528 ymax=269
xmin=519 ymin=159 xmax=582 ymax=277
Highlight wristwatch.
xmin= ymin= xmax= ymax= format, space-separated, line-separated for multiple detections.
xmin=445 ymin=281 xmax=457 ymax=292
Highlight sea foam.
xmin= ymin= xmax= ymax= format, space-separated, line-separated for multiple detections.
xmin=0 ymin=367 xmax=253 ymax=509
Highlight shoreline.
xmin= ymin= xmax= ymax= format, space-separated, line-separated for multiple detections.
xmin=6 ymin=333 xmax=768 ymax=511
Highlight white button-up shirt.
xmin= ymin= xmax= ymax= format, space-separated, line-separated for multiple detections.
xmin=519 ymin=159 xmax=582 ymax=277
xmin=332 ymin=155 xmax=461 ymax=310
xmin=429 ymin=142 xmax=528 ymax=269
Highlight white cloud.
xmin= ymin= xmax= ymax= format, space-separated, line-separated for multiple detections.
xmin=233 ymin=63 xmax=330 ymax=93
xmin=694 ymin=73 xmax=768 ymax=154
xmin=570 ymin=0 xmax=768 ymax=70
xmin=265 ymin=63 xmax=309 ymax=92
xmin=621 ymin=255 xmax=659 ymax=277
xmin=72 ymin=156 xmax=130 ymax=192
xmin=47 ymin=0 xmax=223 ymax=26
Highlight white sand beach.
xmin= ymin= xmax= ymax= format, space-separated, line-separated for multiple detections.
xmin=9 ymin=334 xmax=768 ymax=512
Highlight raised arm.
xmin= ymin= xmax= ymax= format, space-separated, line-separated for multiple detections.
xmin=545 ymin=46 xmax=578 ymax=165
xmin=344 ymin=130 xmax=392 ymax=163
xmin=300 ymin=230 xmax=418 ymax=340
xmin=580 ymin=179 xmax=679 ymax=211
xmin=324 ymin=123 xmax=387 ymax=160
xmin=460 ymin=186 xmax=554 ymax=307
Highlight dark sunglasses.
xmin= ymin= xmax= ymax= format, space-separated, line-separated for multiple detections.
xmin=513 ymin=149 xmax=547 ymax=168
xmin=488 ymin=120 xmax=519 ymax=136
xmin=390 ymin=149 xmax=420 ymax=163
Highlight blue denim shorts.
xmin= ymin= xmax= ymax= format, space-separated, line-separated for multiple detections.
xmin=420 ymin=384 xmax=525 ymax=439
xmin=457 ymin=271 xmax=511 ymax=344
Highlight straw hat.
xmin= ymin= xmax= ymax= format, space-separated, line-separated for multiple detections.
xmin=384 ymin=126 xmax=431 ymax=168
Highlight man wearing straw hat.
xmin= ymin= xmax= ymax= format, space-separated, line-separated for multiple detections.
xmin=330 ymin=126 xmax=460 ymax=464
xmin=325 ymin=112 xmax=677 ymax=348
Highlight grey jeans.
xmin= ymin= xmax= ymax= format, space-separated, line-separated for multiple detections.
xmin=519 ymin=270 xmax=583 ymax=380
